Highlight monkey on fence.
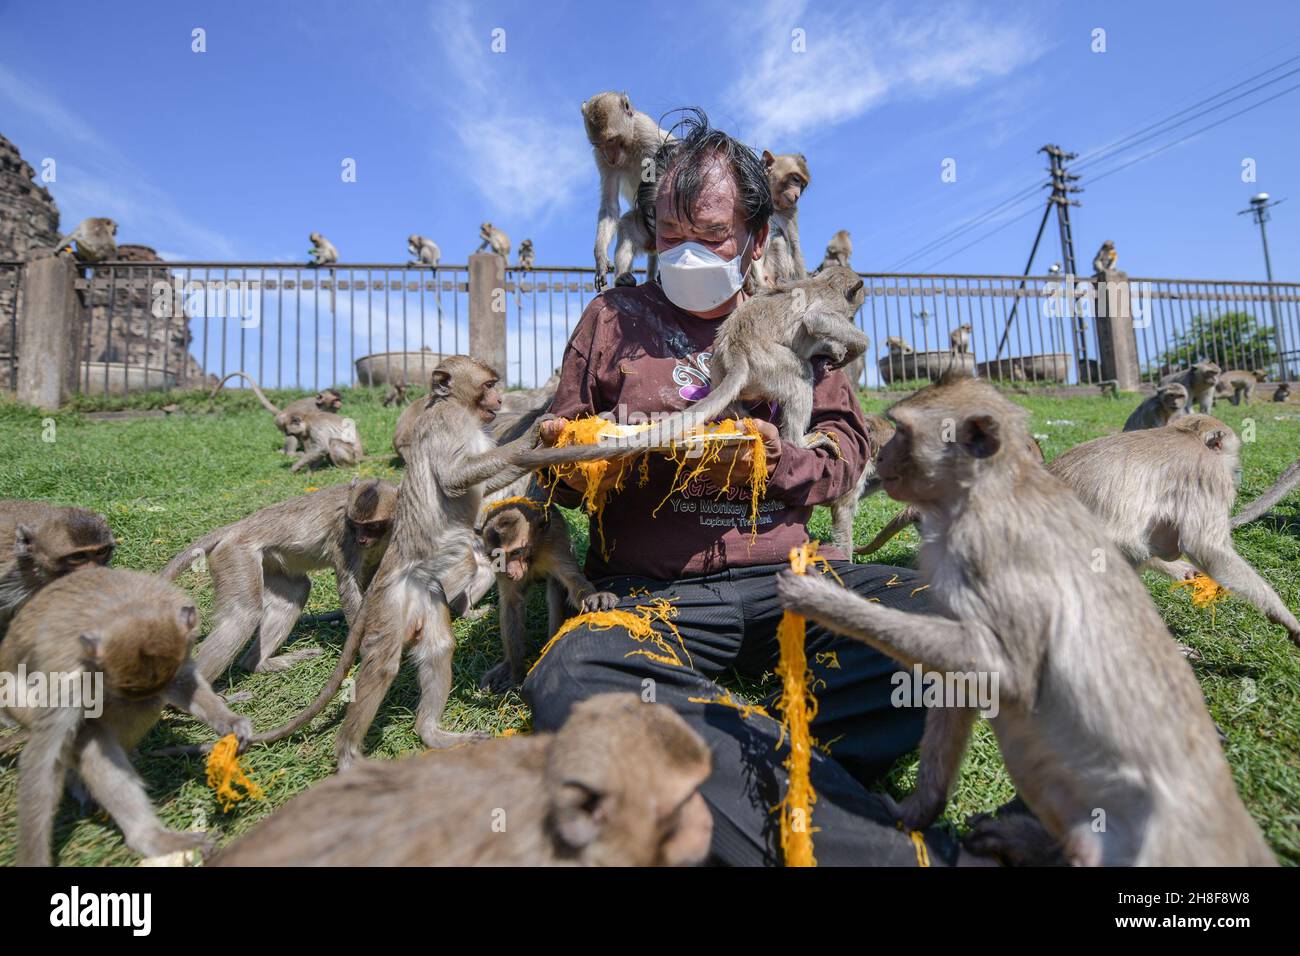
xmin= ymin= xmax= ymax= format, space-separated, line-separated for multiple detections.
xmin=44 ymin=217 xmax=117 ymax=262
xmin=208 ymin=372 xmax=342 ymax=455
xmin=517 ymin=239 xmax=535 ymax=270
xmin=777 ymin=372 xmax=1276 ymax=865
xmin=1091 ymin=239 xmax=1117 ymax=274
xmin=0 ymin=500 xmax=115 ymax=642
xmin=1 ymin=567 xmax=252 ymax=866
xmin=477 ymin=222 xmax=510 ymax=259
xmin=408 ymin=234 xmax=440 ymax=266
xmin=582 ymin=91 xmax=676 ymax=290
xmin=308 ymin=233 xmax=338 ymax=266
xmin=211 ymin=693 xmax=712 ymax=866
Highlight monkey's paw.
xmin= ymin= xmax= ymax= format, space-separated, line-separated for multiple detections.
xmin=418 ymin=726 xmax=491 ymax=751
xmin=774 ymin=568 xmax=832 ymax=615
xmin=480 ymin=662 xmax=522 ymax=694
xmin=963 ymin=813 xmax=1066 ymax=866
xmin=581 ymin=591 xmax=619 ymax=613
xmin=802 ymin=432 xmax=840 ymax=456
xmin=614 ymin=272 xmax=638 ymax=287
xmin=897 ymin=790 xmax=945 ymax=832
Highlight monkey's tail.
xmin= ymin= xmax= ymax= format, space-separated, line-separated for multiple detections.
xmin=613 ymin=368 xmax=750 ymax=452
xmin=159 ymin=532 xmax=223 ymax=582
xmin=249 ymin=613 xmax=367 ymax=745
xmin=208 ymin=371 xmax=281 ymax=415
xmin=1231 ymin=458 xmax=1300 ymax=528
xmin=854 ymin=504 xmax=920 ymax=556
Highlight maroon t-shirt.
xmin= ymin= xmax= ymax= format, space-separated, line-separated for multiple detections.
xmin=550 ymin=281 xmax=870 ymax=579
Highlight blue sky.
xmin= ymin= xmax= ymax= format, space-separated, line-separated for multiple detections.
xmin=2 ymin=0 xmax=1298 ymax=282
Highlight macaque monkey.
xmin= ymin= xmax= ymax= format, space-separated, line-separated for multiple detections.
xmin=161 ymin=479 xmax=398 ymax=682
xmin=244 ymin=356 xmax=634 ymax=768
xmin=949 ymin=323 xmax=972 ymax=354
xmin=209 ymin=372 xmax=342 ymax=455
xmin=1123 ymin=382 xmax=1189 ymax=431
xmin=1048 ymin=416 xmax=1300 ymax=644
xmin=581 ymin=91 xmax=676 ymax=290
xmin=1091 ymin=239 xmax=1117 ymax=274
xmin=308 ymin=232 xmax=338 ymax=266
xmin=382 ymin=382 xmax=409 ymax=407
xmin=212 ymin=693 xmax=711 ymax=866
xmin=750 ymin=151 xmax=810 ymax=289
xmin=1160 ymin=360 xmax=1221 ymax=414
xmin=818 ymin=230 xmax=852 ymax=271
xmin=1216 ymin=368 xmax=1268 ymax=405
xmin=885 ymin=336 xmax=914 ymax=356
xmin=776 ymin=373 xmax=1277 ymax=865
xmin=829 ymin=414 xmax=896 ymax=556
xmin=613 ymin=267 xmax=869 ymax=451
xmin=0 ymin=501 xmax=115 ymax=641
xmin=478 ymin=499 xmax=617 ymax=692
xmin=50 ymin=217 xmax=118 ymax=262
xmin=1274 ymin=382 xmax=1291 ymax=402
xmin=517 ymin=238 xmax=535 ymax=270
xmin=1 ymin=567 xmax=253 ymax=866
xmin=408 ymin=234 xmax=440 ymax=266
xmin=283 ymin=411 xmax=363 ymax=472
xmin=477 ymin=222 xmax=510 ymax=259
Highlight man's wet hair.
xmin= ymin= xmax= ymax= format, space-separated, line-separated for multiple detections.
xmin=636 ymin=108 xmax=774 ymax=239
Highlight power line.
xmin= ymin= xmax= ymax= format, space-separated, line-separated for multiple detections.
xmin=888 ymin=180 xmax=1045 ymax=270
xmin=1073 ymin=53 xmax=1300 ymax=171
xmin=915 ymin=201 xmax=1044 ymax=272
xmin=1074 ymin=64 xmax=1300 ymax=174
xmin=1086 ymin=78 xmax=1300 ymax=186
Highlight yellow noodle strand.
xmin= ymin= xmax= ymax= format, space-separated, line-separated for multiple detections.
xmin=205 ymin=735 xmax=264 ymax=813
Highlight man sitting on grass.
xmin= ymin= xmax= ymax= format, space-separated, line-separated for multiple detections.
xmin=530 ymin=109 xmax=1002 ymax=866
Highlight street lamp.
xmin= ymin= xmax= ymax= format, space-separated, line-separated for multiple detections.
xmin=1237 ymin=193 xmax=1290 ymax=378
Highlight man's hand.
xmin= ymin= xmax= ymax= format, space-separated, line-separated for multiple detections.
xmin=538 ymin=417 xmax=627 ymax=495
xmin=700 ymin=419 xmax=782 ymax=486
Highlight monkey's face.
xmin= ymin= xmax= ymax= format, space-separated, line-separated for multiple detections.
xmin=1159 ymin=386 xmax=1187 ymax=413
xmin=475 ymin=376 xmax=503 ymax=423
xmin=766 ymin=156 xmax=809 ymax=212
xmin=316 ymin=390 xmax=343 ymax=412
xmin=1194 ymin=363 xmax=1221 ymax=388
xmin=582 ymin=93 xmax=633 ymax=165
xmin=484 ymin=515 xmax=531 ymax=581
xmin=349 ymin=519 xmax=391 ymax=550
xmin=285 ymin=416 xmax=308 ymax=436
xmin=546 ymin=694 xmax=713 ymax=866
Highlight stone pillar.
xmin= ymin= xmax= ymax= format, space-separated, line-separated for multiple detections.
xmin=16 ymin=255 xmax=83 ymax=410
xmin=1092 ymin=268 xmax=1141 ymax=391
xmin=468 ymin=252 xmax=507 ymax=376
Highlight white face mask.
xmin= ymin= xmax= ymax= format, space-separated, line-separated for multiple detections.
xmin=658 ymin=233 xmax=753 ymax=313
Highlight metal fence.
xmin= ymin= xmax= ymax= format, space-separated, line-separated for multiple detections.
xmin=3 ymin=259 xmax=1296 ymax=395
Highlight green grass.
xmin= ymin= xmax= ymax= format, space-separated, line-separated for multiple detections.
xmin=0 ymin=385 xmax=1296 ymax=865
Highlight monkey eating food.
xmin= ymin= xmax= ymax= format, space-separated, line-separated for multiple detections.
xmin=777 ymin=372 xmax=1277 ymax=865
xmin=1 ymin=567 xmax=252 ymax=866
xmin=478 ymin=496 xmax=618 ymax=692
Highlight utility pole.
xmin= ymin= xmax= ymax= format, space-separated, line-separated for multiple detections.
xmin=1237 ymin=192 xmax=1290 ymax=378
xmin=995 ymin=145 xmax=1082 ymax=363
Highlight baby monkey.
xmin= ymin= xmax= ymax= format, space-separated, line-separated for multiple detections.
xmin=283 ymin=410 xmax=363 ymax=472
xmin=212 ymin=693 xmax=712 ymax=866
xmin=1 ymin=567 xmax=252 ymax=866
xmin=778 ymin=372 xmax=1275 ymax=865
xmin=478 ymin=496 xmax=617 ymax=692
xmin=209 ymin=372 xmax=342 ymax=455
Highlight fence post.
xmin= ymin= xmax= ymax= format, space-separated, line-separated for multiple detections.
xmin=468 ymin=252 xmax=506 ymax=376
xmin=1092 ymin=268 xmax=1141 ymax=391
xmin=16 ymin=254 xmax=83 ymax=410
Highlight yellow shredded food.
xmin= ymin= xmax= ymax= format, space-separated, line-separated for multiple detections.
xmin=528 ymin=596 xmax=693 ymax=675
xmin=1171 ymin=572 xmax=1229 ymax=623
xmin=205 ymin=735 xmax=264 ymax=813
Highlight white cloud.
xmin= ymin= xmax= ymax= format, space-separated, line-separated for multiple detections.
xmin=729 ymin=0 xmax=1048 ymax=146
xmin=429 ymin=2 xmax=588 ymax=221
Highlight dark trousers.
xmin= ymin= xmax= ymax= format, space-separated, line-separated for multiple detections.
xmin=522 ymin=560 xmax=960 ymax=866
